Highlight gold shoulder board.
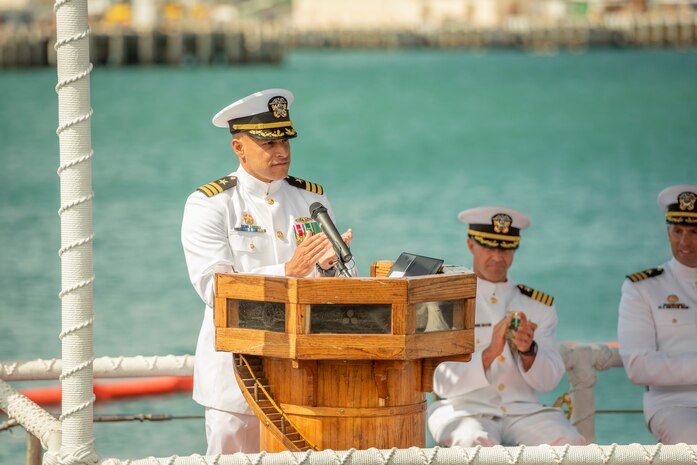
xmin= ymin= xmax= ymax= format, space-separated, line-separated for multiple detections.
xmin=517 ymin=284 xmax=554 ymax=306
xmin=196 ymin=175 xmax=238 ymax=198
xmin=285 ymin=176 xmax=324 ymax=195
xmin=626 ymin=267 xmax=664 ymax=283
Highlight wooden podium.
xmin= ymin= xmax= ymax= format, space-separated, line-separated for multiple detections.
xmin=214 ymin=262 xmax=476 ymax=452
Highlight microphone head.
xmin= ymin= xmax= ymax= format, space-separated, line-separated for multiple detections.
xmin=309 ymin=202 xmax=326 ymax=220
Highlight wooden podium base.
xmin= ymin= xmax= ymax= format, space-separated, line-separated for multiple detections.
xmin=260 ymin=358 xmax=426 ymax=451
xmin=219 ymin=268 xmax=477 ymax=452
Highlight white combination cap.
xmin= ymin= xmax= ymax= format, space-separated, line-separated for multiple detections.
xmin=458 ymin=206 xmax=530 ymax=249
xmin=658 ymin=185 xmax=697 ymax=225
xmin=211 ymin=88 xmax=297 ymax=140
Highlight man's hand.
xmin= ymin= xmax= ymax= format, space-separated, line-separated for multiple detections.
xmin=482 ymin=314 xmax=513 ymax=370
xmin=285 ymin=233 xmax=332 ymax=277
xmin=317 ymin=229 xmax=353 ymax=270
xmin=511 ymin=312 xmax=537 ymax=354
xmin=511 ymin=312 xmax=538 ymax=371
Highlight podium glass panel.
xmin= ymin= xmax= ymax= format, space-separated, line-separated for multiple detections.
xmin=234 ymin=300 xmax=286 ymax=332
xmin=309 ymin=304 xmax=392 ymax=334
xmin=415 ymin=300 xmax=465 ymax=333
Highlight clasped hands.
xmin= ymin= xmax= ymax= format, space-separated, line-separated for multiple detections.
xmin=483 ymin=311 xmax=538 ymax=370
xmin=285 ymin=229 xmax=353 ymax=277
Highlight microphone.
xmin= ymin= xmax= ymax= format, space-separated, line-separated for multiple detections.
xmin=309 ymin=202 xmax=352 ymax=276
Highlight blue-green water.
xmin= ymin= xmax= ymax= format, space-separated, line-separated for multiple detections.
xmin=1 ymin=49 xmax=696 ymax=461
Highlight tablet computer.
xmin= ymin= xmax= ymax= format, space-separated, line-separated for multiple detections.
xmin=387 ymin=253 xmax=444 ymax=278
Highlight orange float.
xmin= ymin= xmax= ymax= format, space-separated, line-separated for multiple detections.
xmin=19 ymin=376 xmax=193 ymax=405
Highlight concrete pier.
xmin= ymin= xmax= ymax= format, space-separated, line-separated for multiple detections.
xmin=1 ymin=15 xmax=696 ymax=68
xmin=0 ymin=24 xmax=284 ymax=68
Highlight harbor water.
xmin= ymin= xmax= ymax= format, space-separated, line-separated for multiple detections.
xmin=1 ymin=48 xmax=696 ymax=461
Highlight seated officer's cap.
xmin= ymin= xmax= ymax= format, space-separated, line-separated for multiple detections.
xmin=658 ymin=185 xmax=697 ymax=225
xmin=212 ymin=88 xmax=298 ymax=140
xmin=458 ymin=206 xmax=530 ymax=249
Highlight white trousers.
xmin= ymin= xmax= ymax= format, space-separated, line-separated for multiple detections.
xmin=205 ymin=408 xmax=260 ymax=455
xmin=433 ymin=410 xmax=587 ymax=447
xmin=649 ymin=406 xmax=697 ymax=444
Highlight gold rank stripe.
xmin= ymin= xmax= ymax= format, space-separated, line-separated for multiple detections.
xmin=306 ymin=181 xmax=323 ymax=195
xmin=196 ymin=176 xmax=237 ymax=198
xmin=232 ymin=120 xmax=294 ymax=130
xmin=468 ymin=229 xmax=521 ymax=243
xmin=627 ymin=267 xmax=664 ymax=282
xmin=532 ymin=290 xmax=554 ymax=306
xmin=285 ymin=176 xmax=324 ymax=195
xmin=517 ymin=284 xmax=554 ymax=306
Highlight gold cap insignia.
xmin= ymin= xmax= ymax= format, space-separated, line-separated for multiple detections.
xmin=492 ymin=213 xmax=512 ymax=234
xmin=678 ymin=192 xmax=696 ymax=211
xmin=268 ymin=96 xmax=288 ymax=119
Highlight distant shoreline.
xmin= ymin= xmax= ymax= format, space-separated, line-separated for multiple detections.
xmin=1 ymin=17 xmax=696 ymax=68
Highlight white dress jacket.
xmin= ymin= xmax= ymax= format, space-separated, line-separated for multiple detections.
xmin=618 ymin=258 xmax=697 ymax=424
xmin=428 ymin=278 xmax=565 ymax=437
xmin=181 ymin=165 xmax=334 ymax=413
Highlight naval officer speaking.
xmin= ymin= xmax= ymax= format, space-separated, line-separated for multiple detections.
xmin=181 ymin=89 xmax=355 ymax=455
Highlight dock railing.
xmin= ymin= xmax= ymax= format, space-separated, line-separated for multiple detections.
xmin=3 ymin=346 xmax=697 ymax=464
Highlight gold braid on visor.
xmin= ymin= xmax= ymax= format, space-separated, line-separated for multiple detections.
xmin=232 ymin=120 xmax=294 ymax=130
xmin=468 ymin=229 xmax=520 ymax=249
xmin=666 ymin=211 xmax=697 ymax=224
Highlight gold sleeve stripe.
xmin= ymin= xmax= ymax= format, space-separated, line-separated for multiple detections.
xmin=232 ymin=121 xmax=294 ymax=130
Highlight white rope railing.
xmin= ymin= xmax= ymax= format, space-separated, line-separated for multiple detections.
xmin=95 ymin=444 xmax=697 ymax=465
xmin=54 ymin=0 xmax=97 ymax=460
xmin=4 ymin=346 xmax=697 ymax=463
xmin=0 ymin=355 xmax=195 ymax=381
xmin=560 ymin=344 xmax=624 ymax=443
xmin=0 ymin=379 xmax=61 ymax=452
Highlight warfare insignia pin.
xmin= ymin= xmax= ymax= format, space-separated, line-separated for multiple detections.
xmin=268 ymin=96 xmax=289 ymax=119
xmin=678 ymin=191 xmax=697 ymax=211
xmin=659 ymin=294 xmax=689 ymax=309
xmin=492 ymin=213 xmax=513 ymax=234
xmin=233 ymin=212 xmax=266 ymax=233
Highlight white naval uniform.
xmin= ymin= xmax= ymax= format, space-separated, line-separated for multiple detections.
xmin=428 ymin=278 xmax=584 ymax=446
xmin=181 ymin=165 xmax=339 ymax=450
xmin=618 ymin=258 xmax=697 ymax=443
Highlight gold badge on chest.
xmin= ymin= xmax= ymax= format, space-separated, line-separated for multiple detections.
xmin=234 ymin=212 xmax=266 ymax=233
xmin=659 ymin=294 xmax=689 ymax=309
